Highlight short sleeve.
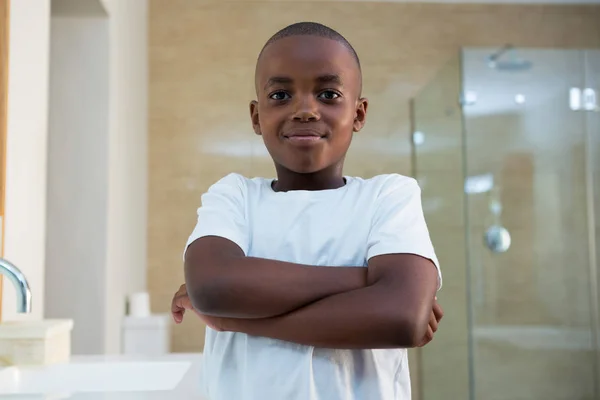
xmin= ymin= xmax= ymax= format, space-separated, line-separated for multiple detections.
xmin=183 ymin=173 xmax=249 ymax=260
xmin=366 ymin=175 xmax=442 ymax=289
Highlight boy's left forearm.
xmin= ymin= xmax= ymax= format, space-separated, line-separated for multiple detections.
xmin=220 ymin=279 xmax=434 ymax=349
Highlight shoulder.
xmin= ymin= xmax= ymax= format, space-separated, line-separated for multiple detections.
xmin=208 ymin=172 xmax=263 ymax=192
xmin=204 ymin=173 xmax=272 ymax=200
xmin=209 ymin=172 xmax=249 ymax=189
xmin=202 ymin=173 xmax=251 ymax=203
xmin=350 ymin=173 xmax=420 ymax=197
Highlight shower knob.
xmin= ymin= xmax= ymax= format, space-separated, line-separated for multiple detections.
xmin=484 ymin=225 xmax=511 ymax=253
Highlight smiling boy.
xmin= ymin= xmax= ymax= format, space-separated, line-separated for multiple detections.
xmin=171 ymin=22 xmax=443 ymax=400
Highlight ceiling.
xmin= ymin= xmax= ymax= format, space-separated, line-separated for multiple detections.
xmin=335 ymin=0 xmax=600 ymax=4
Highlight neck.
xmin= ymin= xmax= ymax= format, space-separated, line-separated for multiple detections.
xmin=272 ymin=163 xmax=346 ymax=192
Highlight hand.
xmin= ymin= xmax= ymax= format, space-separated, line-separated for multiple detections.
xmin=170 ymin=283 xmax=225 ymax=331
xmin=417 ymin=297 xmax=444 ymax=347
xmin=171 ymin=283 xmax=195 ymax=324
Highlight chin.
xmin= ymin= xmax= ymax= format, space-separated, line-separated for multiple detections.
xmin=282 ymin=161 xmax=327 ymax=175
xmin=289 ymin=165 xmax=323 ymax=174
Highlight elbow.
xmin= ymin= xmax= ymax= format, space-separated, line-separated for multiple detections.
xmin=405 ymin=319 xmax=429 ymax=348
xmin=187 ymin=278 xmax=226 ymax=316
xmin=392 ymin=312 xmax=430 ymax=348
xmin=184 ymin=255 xmax=229 ymax=315
xmin=187 ymin=283 xmax=215 ymax=315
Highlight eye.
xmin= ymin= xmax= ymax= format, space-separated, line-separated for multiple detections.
xmin=318 ymin=90 xmax=341 ymax=101
xmin=269 ymin=91 xmax=291 ymax=101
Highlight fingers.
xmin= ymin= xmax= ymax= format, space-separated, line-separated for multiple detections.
xmin=428 ymin=310 xmax=438 ymax=333
xmin=171 ymin=284 xmax=192 ymax=324
xmin=418 ymin=325 xmax=434 ymax=347
xmin=171 ymin=295 xmax=182 ymax=315
xmin=426 ymin=325 xmax=434 ymax=342
xmin=172 ymin=310 xmax=185 ymax=324
xmin=171 ymin=296 xmax=186 ymax=324
xmin=418 ymin=298 xmax=443 ymax=347
xmin=432 ymin=300 xmax=444 ymax=323
xmin=171 ymin=291 xmax=190 ymax=314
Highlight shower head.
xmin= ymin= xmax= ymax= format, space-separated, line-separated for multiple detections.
xmin=487 ymin=44 xmax=532 ymax=72
xmin=489 ymin=59 xmax=533 ymax=71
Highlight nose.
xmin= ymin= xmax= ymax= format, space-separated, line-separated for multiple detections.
xmin=292 ymin=96 xmax=320 ymax=122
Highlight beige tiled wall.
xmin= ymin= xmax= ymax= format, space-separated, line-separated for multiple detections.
xmin=148 ymin=1 xmax=600 ymax=397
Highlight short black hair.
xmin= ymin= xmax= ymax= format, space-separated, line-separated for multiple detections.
xmin=258 ymin=22 xmax=361 ymax=71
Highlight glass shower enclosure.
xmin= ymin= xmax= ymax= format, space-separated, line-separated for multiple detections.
xmin=411 ymin=47 xmax=600 ymax=400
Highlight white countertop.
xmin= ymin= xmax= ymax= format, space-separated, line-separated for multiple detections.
xmin=1 ymin=353 xmax=207 ymax=400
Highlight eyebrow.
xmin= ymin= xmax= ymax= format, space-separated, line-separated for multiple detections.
xmin=264 ymin=77 xmax=293 ymax=90
xmin=316 ymin=74 xmax=343 ymax=86
xmin=264 ymin=74 xmax=343 ymax=91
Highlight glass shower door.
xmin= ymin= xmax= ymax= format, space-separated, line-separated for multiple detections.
xmin=462 ymin=47 xmax=598 ymax=400
xmin=411 ymin=54 xmax=471 ymax=400
xmin=584 ymin=49 xmax=600 ymax=398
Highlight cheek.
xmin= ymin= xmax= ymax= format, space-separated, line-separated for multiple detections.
xmin=259 ymin=127 xmax=282 ymax=152
xmin=327 ymin=107 xmax=356 ymax=134
xmin=258 ymin=108 xmax=284 ymax=132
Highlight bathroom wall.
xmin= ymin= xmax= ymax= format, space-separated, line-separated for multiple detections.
xmin=3 ymin=0 xmax=51 ymax=322
xmin=3 ymin=0 xmax=147 ymax=355
xmin=43 ymin=0 xmax=148 ymax=355
xmin=148 ymin=0 xmax=600 ymax=356
xmin=101 ymin=0 xmax=148 ymax=355
xmin=46 ymin=12 xmax=110 ymax=354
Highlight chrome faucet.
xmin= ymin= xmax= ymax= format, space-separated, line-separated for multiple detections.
xmin=0 ymin=258 xmax=31 ymax=313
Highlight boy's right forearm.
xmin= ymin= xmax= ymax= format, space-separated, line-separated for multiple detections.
xmin=185 ymin=247 xmax=367 ymax=319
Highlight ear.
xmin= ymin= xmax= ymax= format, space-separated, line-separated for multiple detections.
xmin=249 ymin=100 xmax=261 ymax=135
xmin=353 ymin=97 xmax=368 ymax=132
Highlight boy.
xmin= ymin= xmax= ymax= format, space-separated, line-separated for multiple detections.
xmin=171 ymin=22 xmax=443 ymax=400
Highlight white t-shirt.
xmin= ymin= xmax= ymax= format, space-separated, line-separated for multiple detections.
xmin=185 ymin=172 xmax=441 ymax=400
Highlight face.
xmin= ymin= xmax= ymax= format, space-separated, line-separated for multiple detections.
xmin=250 ymin=36 xmax=368 ymax=175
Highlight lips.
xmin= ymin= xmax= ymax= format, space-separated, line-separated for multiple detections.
xmin=283 ymin=130 xmax=324 ymax=146
xmin=283 ymin=129 xmax=324 ymax=139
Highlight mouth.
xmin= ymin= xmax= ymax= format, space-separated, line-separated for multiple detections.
xmin=283 ymin=130 xmax=326 ymax=145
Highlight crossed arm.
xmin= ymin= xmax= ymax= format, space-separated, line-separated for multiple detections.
xmin=181 ymin=235 xmax=440 ymax=349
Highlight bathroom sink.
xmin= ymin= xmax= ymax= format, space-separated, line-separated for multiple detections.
xmin=0 ymin=360 xmax=192 ymax=395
